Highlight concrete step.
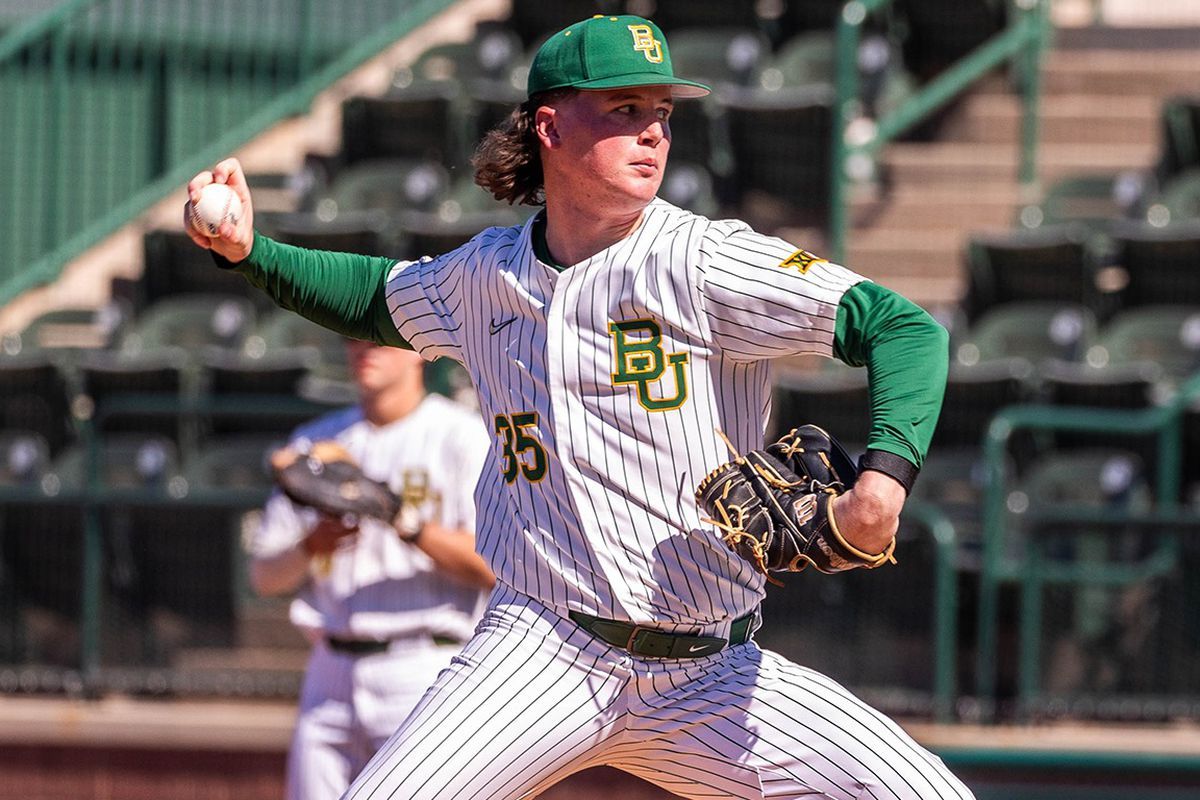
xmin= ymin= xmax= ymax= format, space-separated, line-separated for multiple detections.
xmin=852 ymin=192 xmax=1017 ymax=230
xmin=944 ymin=93 xmax=1160 ymax=146
xmin=882 ymin=142 xmax=1156 ymax=184
xmin=1041 ymin=49 xmax=1200 ymax=95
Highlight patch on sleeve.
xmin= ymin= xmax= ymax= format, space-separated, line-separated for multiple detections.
xmin=778 ymin=249 xmax=826 ymax=273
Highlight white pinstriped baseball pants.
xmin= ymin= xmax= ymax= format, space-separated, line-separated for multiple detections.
xmin=289 ymin=638 xmax=462 ymax=800
xmin=344 ymin=584 xmax=974 ymax=800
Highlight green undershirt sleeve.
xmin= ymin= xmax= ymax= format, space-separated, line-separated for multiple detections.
xmin=833 ymin=281 xmax=949 ymax=472
xmin=220 ymin=233 xmax=410 ymax=348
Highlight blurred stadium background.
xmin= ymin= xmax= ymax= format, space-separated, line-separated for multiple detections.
xmin=1 ymin=0 xmax=1200 ymax=797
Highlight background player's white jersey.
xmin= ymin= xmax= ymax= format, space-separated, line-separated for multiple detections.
xmin=251 ymin=394 xmax=490 ymax=643
xmin=386 ymin=199 xmax=865 ymax=625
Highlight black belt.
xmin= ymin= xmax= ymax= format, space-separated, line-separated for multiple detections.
xmin=568 ymin=610 xmax=756 ymax=659
xmin=326 ymin=635 xmax=461 ymax=655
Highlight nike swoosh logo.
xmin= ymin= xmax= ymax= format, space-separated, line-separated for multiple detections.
xmin=688 ymin=643 xmax=716 ymax=654
xmin=489 ymin=317 xmax=517 ymax=335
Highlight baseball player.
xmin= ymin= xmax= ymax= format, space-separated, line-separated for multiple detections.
xmin=187 ymin=14 xmax=973 ymax=799
xmin=249 ymin=337 xmax=493 ymax=800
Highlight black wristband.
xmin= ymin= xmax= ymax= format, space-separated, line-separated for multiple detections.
xmin=210 ymin=251 xmax=239 ymax=271
xmin=858 ymin=450 xmax=919 ymax=495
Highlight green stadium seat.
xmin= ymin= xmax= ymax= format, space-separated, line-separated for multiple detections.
xmin=76 ymin=348 xmax=191 ymax=442
xmin=141 ymin=229 xmax=270 ymax=313
xmin=934 ymin=358 xmax=1035 ymax=452
xmin=507 ymin=0 xmax=619 ymax=47
xmin=1110 ymin=220 xmax=1200 ymax=309
xmin=119 ymin=293 xmax=257 ymax=356
xmin=253 ymin=309 xmax=348 ymax=368
xmin=341 ymin=89 xmax=461 ymax=168
xmin=187 ymin=433 xmax=285 ymax=491
xmin=1089 ymin=305 xmax=1200 ymax=381
xmin=318 ymin=158 xmax=450 ymax=215
xmin=0 ymin=430 xmax=51 ymax=487
xmin=771 ymin=363 xmax=870 ymax=449
xmin=1038 ymin=359 xmax=1163 ymax=463
xmin=659 ymin=162 xmax=719 ymax=217
xmin=393 ymin=26 xmax=524 ymax=89
xmin=1156 ymin=94 xmax=1200 ymax=184
xmin=4 ymin=301 xmax=130 ymax=357
xmin=1158 ymin=167 xmax=1200 ymax=224
xmin=723 ymin=86 xmax=834 ymax=223
xmin=667 ymin=27 xmax=770 ymax=88
xmin=262 ymin=210 xmax=395 ymax=259
xmin=964 ymin=225 xmax=1107 ymax=323
xmin=1017 ymin=173 xmax=1143 ymax=233
xmin=0 ymin=352 xmax=75 ymax=456
xmin=956 ymin=302 xmax=1097 ymax=368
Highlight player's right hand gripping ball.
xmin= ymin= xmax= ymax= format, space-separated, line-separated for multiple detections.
xmin=272 ymin=441 xmax=402 ymax=523
xmin=695 ymin=425 xmax=895 ymax=578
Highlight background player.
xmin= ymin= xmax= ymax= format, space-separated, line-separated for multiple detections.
xmin=248 ymin=337 xmax=492 ymax=800
xmin=187 ymin=14 xmax=972 ymax=800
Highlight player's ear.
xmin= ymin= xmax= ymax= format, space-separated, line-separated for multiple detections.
xmin=534 ymin=105 xmax=561 ymax=149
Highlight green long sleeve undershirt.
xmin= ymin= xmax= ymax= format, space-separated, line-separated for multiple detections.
xmin=226 ymin=232 xmax=948 ymax=470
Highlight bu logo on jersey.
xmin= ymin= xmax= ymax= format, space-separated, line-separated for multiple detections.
xmin=609 ymin=319 xmax=689 ymax=411
xmin=628 ymin=24 xmax=663 ymax=64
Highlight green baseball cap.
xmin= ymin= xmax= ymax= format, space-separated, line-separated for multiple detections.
xmin=527 ymin=15 xmax=710 ymax=99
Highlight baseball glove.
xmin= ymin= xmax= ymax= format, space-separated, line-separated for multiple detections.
xmin=271 ymin=440 xmax=402 ymax=523
xmin=695 ymin=425 xmax=895 ymax=580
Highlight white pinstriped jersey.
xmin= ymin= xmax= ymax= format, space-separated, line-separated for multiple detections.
xmin=385 ymin=199 xmax=866 ymax=626
xmin=251 ymin=394 xmax=490 ymax=643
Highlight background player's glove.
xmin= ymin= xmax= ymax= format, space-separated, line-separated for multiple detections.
xmin=272 ymin=441 xmax=402 ymax=524
xmin=695 ymin=425 xmax=894 ymax=579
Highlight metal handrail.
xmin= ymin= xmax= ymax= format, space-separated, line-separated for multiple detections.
xmin=829 ymin=0 xmax=1051 ymax=262
xmin=975 ymin=371 xmax=1200 ymax=717
xmin=0 ymin=0 xmax=457 ymax=305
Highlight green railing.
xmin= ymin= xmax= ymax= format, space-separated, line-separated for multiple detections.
xmin=976 ymin=372 xmax=1200 ymax=719
xmin=0 ymin=0 xmax=457 ymax=306
xmin=828 ymin=0 xmax=1051 ymax=262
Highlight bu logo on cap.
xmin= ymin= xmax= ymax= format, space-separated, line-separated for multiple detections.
xmin=628 ymin=24 xmax=663 ymax=63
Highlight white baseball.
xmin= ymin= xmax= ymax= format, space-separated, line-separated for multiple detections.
xmin=189 ymin=182 xmax=243 ymax=237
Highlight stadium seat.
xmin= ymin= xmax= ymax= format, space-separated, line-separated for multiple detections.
xmin=200 ymin=348 xmax=324 ymax=436
xmin=723 ymin=86 xmax=834 ymax=222
xmin=0 ymin=430 xmax=51 ymax=487
xmin=1017 ymin=173 xmax=1146 ymax=233
xmin=4 ymin=301 xmax=130 ymax=357
xmin=956 ymin=302 xmax=1097 ymax=367
xmin=253 ymin=309 xmax=348 ymax=368
xmin=399 ymin=178 xmax=531 ymax=259
xmin=341 ymin=89 xmax=462 ymax=168
xmin=188 ymin=433 xmax=285 ymax=491
xmin=1156 ymin=94 xmax=1200 ymax=185
xmin=507 ymin=0 xmax=620 ymax=47
xmin=666 ymin=27 xmax=770 ymax=88
xmin=1089 ymin=305 xmax=1200 ymax=381
xmin=898 ymin=0 xmax=1003 ymax=81
xmin=119 ymin=293 xmax=256 ymax=356
xmin=1158 ymin=167 xmax=1200 ymax=224
xmin=771 ymin=364 xmax=870 ymax=450
xmin=141 ymin=229 xmax=270 ymax=313
xmin=1038 ymin=359 xmax=1163 ymax=462
xmin=659 ymin=162 xmax=719 ymax=217
xmin=1110 ymin=219 xmax=1200 ymax=308
xmin=767 ymin=31 xmax=835 ymax=89
xmin=933 ymin=358 xmax=1035 ymax=452
xmin=0 ymin=352 xmax=75 ymax=456
xmin=318 ymin=158 xmax=450 ymax=216
xmin=963 ymin=225 xmax=1107 ymax=323
xmin=263 ymin=210 xmax=395 ymax=259
xmin=630 ymin=0 xmax=763 ymax=32
xmin=76 ymin=348 xmax=191 ymax=442
xmin=393 ymin=25 xmax=524 ymax=89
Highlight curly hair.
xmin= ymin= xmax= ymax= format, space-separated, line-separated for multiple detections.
xmin=472 ymin=89 xmax=576 ymax=207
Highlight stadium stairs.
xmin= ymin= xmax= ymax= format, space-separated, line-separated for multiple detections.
xmin=823 ymin=22 xmax=1200 ymax=310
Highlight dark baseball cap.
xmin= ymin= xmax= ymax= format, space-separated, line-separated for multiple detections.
xmin=527 ymin=15 xmax=710 ymax=99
